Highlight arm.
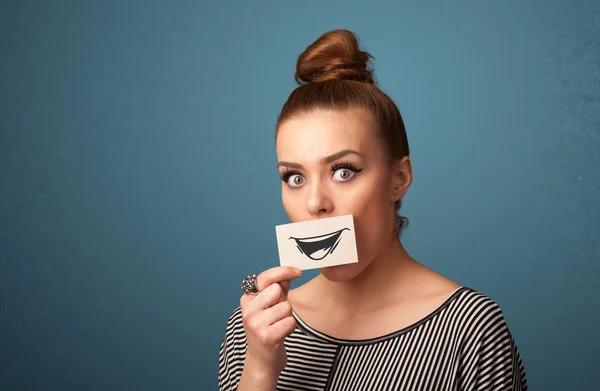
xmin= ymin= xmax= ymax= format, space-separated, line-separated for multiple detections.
xmin=217 ymin=307 xmax=283 ymax=391
xmin=236 ymin=360 xmax=279 ymax=391
xmin=219 ymin=267 xmax=301 ymax=390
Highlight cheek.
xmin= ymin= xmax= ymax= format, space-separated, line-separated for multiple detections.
xmin=349 ymin=176 xmax=394 ymax=254
xmin=281 ymin=187 xmax=303 ymax=220
xmin=281 ymin=190 xmax=293 ymax=214
xmin=344 ymin=174 xmax=391 ymax=219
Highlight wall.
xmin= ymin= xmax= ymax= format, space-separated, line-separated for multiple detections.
xmin=1 ymin=0 xmax=599 ymax=389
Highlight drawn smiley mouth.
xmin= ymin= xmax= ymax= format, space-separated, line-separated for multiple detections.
xmin=289 ymin=228 xmax=350 ymax=260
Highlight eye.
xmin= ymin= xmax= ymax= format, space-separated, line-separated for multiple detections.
xmin=331 ymin=161 xmax=363 ymax=182
xmin=288 ymin=174 xmax=305 ymax=187
xmin=332 ymin=168 xmax=356 ymax=182
xmin=280 ymin=169 xmax=306 ymax=188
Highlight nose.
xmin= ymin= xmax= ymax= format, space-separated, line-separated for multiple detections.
xmin=306 ymin=181 xmax=334 ymax=216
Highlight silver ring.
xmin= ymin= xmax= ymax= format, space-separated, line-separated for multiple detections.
xmin=241 ymin=274 xmax=259 ymax=294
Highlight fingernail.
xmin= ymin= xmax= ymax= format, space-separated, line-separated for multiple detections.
xmin=294 ymin=267 xmax=302 ymax=274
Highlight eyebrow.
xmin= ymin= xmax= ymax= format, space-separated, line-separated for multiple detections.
xmin=277 ymin=149 xmax=362 ymax=169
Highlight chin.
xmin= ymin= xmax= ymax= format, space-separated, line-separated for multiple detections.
xmin=319 ymin=262 xmax=367 ymax=282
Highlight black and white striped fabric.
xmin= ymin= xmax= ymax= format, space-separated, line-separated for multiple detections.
xmin=218 ymin=287 xmax=528 ymax=390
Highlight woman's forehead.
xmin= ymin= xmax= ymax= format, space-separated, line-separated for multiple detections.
xmin=276 ymin=108 xmax=378 ymax=161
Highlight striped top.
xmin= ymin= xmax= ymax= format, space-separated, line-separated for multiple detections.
xmin=218 ymin=287 xmax=528 ymax=390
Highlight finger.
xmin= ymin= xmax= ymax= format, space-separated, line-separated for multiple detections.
xmin=276 ymin=280 xmax=292 ymax=303
xmin=246 ymin=282 xmax=283 ymax=314
xmin=256 ymin=266 xmax=302 ymax=291
xmin=240 ymin=291 xmax=257 ymax=307
xmin=240 ymin=284 xmax=261 ymax=307
xmin=268 ymin=316 xmax=297 ymax=342
xmin=256 ymin=300 xmax=293 ymax=327
xmin=279 ymin=280 xmax=291 ymax=295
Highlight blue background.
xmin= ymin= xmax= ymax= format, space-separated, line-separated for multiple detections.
xmin=1 ymin=0 xmax=599 ymax=390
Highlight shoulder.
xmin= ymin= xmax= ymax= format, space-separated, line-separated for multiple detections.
xmin=439 ymin=287 xmax=519 ymax=345
xmin=448 ymin=287 xmax=523 ymax=361
xmin=220 ymin=306 xmax=246 ymax=354
xmin=225 ymin=305 xmax=243 ymax=326
xmin=221 ymin=306 xmax=245 ymax=341
xmin=448 ymin=287 xmax=510 ymax=325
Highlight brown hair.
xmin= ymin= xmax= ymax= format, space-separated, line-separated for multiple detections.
xmin=276 ymin=29 xmax=410 ymax=235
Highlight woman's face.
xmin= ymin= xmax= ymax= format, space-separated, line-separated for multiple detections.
xmin=275 ymin=108 xmax=410 ymax=281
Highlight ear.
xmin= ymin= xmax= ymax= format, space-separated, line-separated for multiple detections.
xmin=390 ymin=156 xmax=413 ymax=203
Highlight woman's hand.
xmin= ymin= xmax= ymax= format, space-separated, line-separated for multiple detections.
xmin=239 ymin=266 xmax=302 ymax=380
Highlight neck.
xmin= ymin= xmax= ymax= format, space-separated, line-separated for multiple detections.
xmin=316 ymin=232 xmax=420 ymax=312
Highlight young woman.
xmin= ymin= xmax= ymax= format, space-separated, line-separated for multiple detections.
xmin=218 ymin=29 xmax=527 ymax=391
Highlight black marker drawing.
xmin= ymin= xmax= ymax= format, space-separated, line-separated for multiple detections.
xmin=289 ymin=228 xmax=350 ymax=260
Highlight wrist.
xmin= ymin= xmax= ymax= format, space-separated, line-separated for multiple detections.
xmin=243 ymin=358 xmax=280 ymax=384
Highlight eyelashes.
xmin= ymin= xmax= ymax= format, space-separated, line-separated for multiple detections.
xmin=279 ymin=160 xmax=363 ymax=186
xmin=331 ymin=161 xmax=362 ymax=174
xmin=280 ymin=168 xmax=302 ymax=183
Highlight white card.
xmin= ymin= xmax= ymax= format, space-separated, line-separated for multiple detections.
xmin=275 ymin=214 xmax=359 ymax=270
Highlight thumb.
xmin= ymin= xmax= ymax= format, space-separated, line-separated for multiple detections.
xmin=278 ymin=280 xmax=292 ymax=303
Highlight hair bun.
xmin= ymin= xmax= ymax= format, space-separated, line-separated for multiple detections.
xmin=295 ymin=29 xmax=375 ymax=85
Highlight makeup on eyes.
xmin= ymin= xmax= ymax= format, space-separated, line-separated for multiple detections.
xmin=279 ymin=160 xmax=364 ymax=186
xmin=330 ymin=160 xmax=363 ymax=178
